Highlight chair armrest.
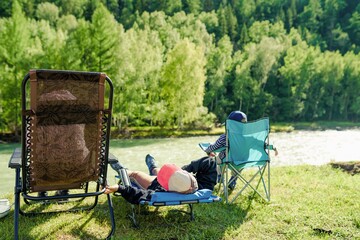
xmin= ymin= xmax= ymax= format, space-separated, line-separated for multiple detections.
xmin=266 ymin=144 xmax=277 ymax=151
xmin=119 ymin=169 xmax=131 ymax=187
xmin=199 ymin=142 xmax=226 ymax=153
xmin=8 ymin=148 xmax=21 ymax=169
xmin=108 ymin=152 xmax=118 ymax=164
xmin=266 ymin=144 xmax=278 ymax=156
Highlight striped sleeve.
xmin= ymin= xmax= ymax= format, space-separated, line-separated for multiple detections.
xmin=204 ymin=134 xmax=226 ymax=154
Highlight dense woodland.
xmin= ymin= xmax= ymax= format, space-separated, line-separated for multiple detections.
xmin=1 ymin=0 xmax=360 ymax=133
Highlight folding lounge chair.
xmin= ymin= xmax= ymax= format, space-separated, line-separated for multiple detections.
xmin=8 ymin=69 xmax=115 ymax=240
xmin=108 ymin=156 xmax=221 ymax=227
xmin=219 ymin=117 xmax=275 ymax=204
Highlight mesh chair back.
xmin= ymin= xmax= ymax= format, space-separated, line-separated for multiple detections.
xmin=25 ymin=70 xmax=109 ymax=192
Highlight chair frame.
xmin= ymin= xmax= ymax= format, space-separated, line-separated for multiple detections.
xmin=8 ymin=69 xmax=116 ymax=240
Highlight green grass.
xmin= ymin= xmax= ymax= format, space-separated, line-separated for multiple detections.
xmin=0 ymin=143 xmax=20 ymax=195
xmin=0 ymin=165 xmax=359 ymax=239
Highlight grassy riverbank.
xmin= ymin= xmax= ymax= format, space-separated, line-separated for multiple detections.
xmin=1 ymin=121 xmax=359 ymax=141
xmin=112 ymin=121 xmax=360 ymax=139
xmin=1 ymin=164 xmax=359 ymax=239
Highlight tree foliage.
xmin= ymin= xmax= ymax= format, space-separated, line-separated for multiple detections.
xmin=1 ymin=0 xmax=360 ymax=132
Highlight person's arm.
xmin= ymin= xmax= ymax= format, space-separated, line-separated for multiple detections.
xmin=182 ymin=159 xmax=201 ymax=173
xmin=204 ymin=134 xmax=226 ymax=156
xmin=182 ymin=157 xmax=218 ymax=190
xmin=182 ymin=157 xmax=216 ymax=175
xmin=104 ymin=184 xmax=153 ymax=204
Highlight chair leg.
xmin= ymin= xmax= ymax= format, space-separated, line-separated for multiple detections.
xmin=128 ymin=205 xmax=139 ymax=228
xmin=255 ymin=163 xmax=270 ymax=201
xmin=267 ymin=162 xmax=270 ymax=201
xmin=189 ymin=204 xmax=194 ymax=221
xmin=106 ymin=194 xmax=116 ymax=240
xmin=229 ymin=164 xmax=270 ymax=203
xmin=216 ymin=165 xmax=225 ymax=194
xmin=217 ymin=164 xmax=234 ymax=203
xmin=14 ymin=168 xmax=21 ymax=240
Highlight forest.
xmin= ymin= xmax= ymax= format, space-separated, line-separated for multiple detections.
xmin=1 ymin=0 xmax=360 ymax=133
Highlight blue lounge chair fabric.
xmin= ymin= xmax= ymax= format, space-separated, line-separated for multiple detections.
xmin=142 ymin=189 xmax=219 ymax=206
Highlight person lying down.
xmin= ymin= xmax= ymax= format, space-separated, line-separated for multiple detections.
xmin=104 ymin=154 xmax=217 ymax=204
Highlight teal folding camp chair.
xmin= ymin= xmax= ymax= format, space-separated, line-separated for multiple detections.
xmin=219 ymin=117 xmax=275 ymax=204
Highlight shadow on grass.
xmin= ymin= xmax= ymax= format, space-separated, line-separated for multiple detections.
xmin=3 ymin=195 xmax=114 ymax=240
xmin=330 ymin=161 xmax=360 ymax=175
xmin=108 ymin=191 xmax=262 ymax=240
xmin=1 ymin=191 xmax=264 ymax=239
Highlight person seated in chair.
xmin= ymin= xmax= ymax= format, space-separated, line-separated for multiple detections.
xmin=104 ymin=154 xmax=218 ymax=204
xmin=36 ymin=90 xmax=89 ymax=201
xmin=203 ymin=110 xmax=248 ymax=190
xmin=204 ymin=110 xmax=278 ymax=191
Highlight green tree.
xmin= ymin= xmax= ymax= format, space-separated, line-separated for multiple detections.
xmin=160 ymin=39 xmax=206 ymax=127
xmin=162 ymin=0 xmax=182 ymax=15
xmin=248 ymin=20 xmax=286 ymax=43
xmin=233 ymin=36 xmax=283 ymax=119
xmin=35 ymin=2 xmax=59 ymax=26
xmin=0 ymin=1 xmax=11 ymax=17
xmin=279 ymin=35 xmax=317 ymax=120
xmin=233 ymin=0 xmax=256 ymax=25
xmin=204 ymin=35 xmax=233 ymax=118
xmin=216 ymin=4 xmax=238 ymax=41
xmin=183 ymin=0 xmax=201 ymax=14
xmin=114 ymin=26 xmax=163 ymax=127
xmin=136 ymin=11 xmax=179 ymax=51
xmin=238 ymin=23 xmax=249 ymax=46
xmin=197 ymin=10 xmax=219 ymax=36
xmin=34 ymin=20 xmax=67 ymax=69
xmin=56 ymin=0 xmax=87 ymax=18
xmin=0 ymin=0 xmax=37 ymax=133
xmin=321 ymin=0 xmax=346 ymax=50
xmin=342 ymin=52 xmax=360 ymax=120
xmin=298 ymin=0 xmax=323 ymax=33
xmin=118 ymin=0 xmax=136 ymax=28
xmin=347 ymin=10 xmax=360 ymax=46
xmin=304 ymin=50 xmax=329 ymax=120
xmin=57 ymin=14 xmax=78 ymax=32
xmin=321 ymin=51 xmax=344 ymax=120
xmin=89 ymin=3 xmax=120 ymax=74
xmin=62 ymin=19 xmax=92 ymax=70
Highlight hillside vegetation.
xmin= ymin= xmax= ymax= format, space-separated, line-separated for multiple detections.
xmin=1 ymin=0 xmax=360 ymax=134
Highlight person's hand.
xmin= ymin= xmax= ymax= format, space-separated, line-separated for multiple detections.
xmin=208 ymin=152 xmax=216 ymax=157
xmin=274 ymin=148 xmax=279 ymax=156
xmin=103 ymin=184 xmax=119 ymax=194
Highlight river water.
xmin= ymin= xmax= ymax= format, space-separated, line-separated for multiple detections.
xmin=271 ymin=129 xmax=360 ymax=166
xmin=109 ymin=129 xmax=360 ymax=172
